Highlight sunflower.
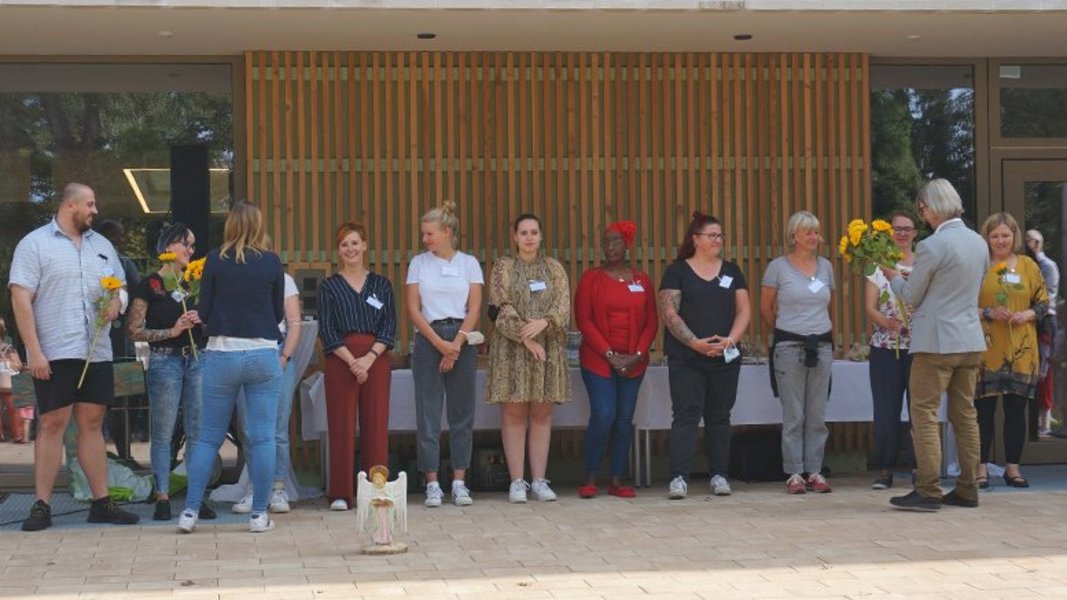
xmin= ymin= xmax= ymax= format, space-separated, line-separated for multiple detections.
xmin=158 ymin=252 xmax=178 ymax=262
xmin=871 ymin=219 xmax=893 ymax=233
xmin=838 ymin=235 xmax=850 ymax=257
xmin=100 ymin=276 xmax=123 ymax=291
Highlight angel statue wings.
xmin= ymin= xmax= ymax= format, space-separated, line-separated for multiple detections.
xmin=355 ymin=466 xmax=408 ymax=553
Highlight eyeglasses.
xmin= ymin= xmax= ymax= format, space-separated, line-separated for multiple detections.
xmin=179 ymin=241 xmax=195 ymax=250
xmin=892 ymin=227 xmax=916 ymax=234
xmin=694 ymin=232 xmax=725 ymax=240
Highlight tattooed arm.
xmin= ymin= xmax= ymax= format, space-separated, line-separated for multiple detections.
xmin=127 ymin=298 xmax=181 ymax=343
xmin=658 ymin=289 xmax=696 ymax=345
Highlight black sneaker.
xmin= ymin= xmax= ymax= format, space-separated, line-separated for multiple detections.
xmin=889 ymin=490 xmax=941 ymax=512
xmin=871 ymin=472 xmax=893 ymax=490
xmin=87 ymin=497 xmax=141 ymax=525
xmin=153 ymin=499 xmax=172 ymax=521
xmin=22 ymin=500 xmax=53 ymax=532
xmin=941 ymin=490 xmax=978 ymax=508
xmin=199 ymin=503 xmax=218 ymax=520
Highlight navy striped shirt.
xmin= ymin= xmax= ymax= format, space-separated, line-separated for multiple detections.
xmin=318 ymin=272 xmax=397 ymax=353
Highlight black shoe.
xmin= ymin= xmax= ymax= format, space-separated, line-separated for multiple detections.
xmin=87 ymin=497 xmax=141 ymax=525
xmin=871 ymin=472 xmax=893 ymax=490
xmin=153 ymin=499 xmax=172 ymax=521
xmin=889 ymin=490 xmax=941 ymax=512
xmin=1003 ymin=474 xmax=1030 ymax=488
xmin=199 ymin=503 xmax=218 ymax=520
xmin=941 ymin=490 xmax=978 ymax=508
xmin=21 ymin=500 xmax=53 ymax=532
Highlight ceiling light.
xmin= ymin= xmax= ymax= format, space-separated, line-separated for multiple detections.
xmin=904 ymin=34 xmax=922 ymax=41
xmin=733 ymin=34 xmax=753 ymax=41
xmin=158 ymin=30 xmax=175 ymax=39
xmin=416 ymin=33 xmax=436 ymax=40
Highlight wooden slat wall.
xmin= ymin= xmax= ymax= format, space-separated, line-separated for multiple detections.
xmin=246 ymin=51 xmax=870 ymax=355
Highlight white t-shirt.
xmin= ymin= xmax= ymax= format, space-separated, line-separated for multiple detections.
xmin=279 ymin=273 xmax=298 ymax=336
xmin=406 ymin=251 xmax=484 ymax=322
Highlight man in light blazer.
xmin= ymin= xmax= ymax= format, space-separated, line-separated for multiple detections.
xmin=882 ymin=179 xmax=988 ymax=511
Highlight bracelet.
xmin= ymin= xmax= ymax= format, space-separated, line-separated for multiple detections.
xmin=368 ymin=348 xmax=380 ymax=358
xmin=281 ymin=353 xmax=291 ymax=361
xmin=605 ymin=350 xmax=616 ymax=358
xmin=983 ymin=307 xmax=992 ymax=321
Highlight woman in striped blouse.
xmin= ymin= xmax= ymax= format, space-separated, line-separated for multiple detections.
xmin=318 ymin=222 xmax=397 ymax=511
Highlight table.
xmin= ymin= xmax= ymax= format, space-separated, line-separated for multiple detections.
xmin=300 ymin=361 xmax=881 ymax=487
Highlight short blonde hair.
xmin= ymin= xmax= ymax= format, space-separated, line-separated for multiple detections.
xmin=918 ymin=179 xmax=964 ymax=221
xmin=219 ymin=201 xmax=267 ymax=264
xmin=421 ymin=201 xmax=459 ymax=248
xmin=785 ymin=210 xmax=821 ymax=253
xmin=981 ymin=212 xmax=1023 ymax=254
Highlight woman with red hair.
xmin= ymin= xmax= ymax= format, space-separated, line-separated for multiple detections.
xmin=574 ymin=221 xmax=658 ymax=498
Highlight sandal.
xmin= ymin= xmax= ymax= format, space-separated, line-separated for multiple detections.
xmin=1003 ymin=474 xmax=1030 ymax=488
xmin=976 ymin=475 xmax=989 ymax=489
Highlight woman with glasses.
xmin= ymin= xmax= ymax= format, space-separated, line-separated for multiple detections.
xmin=128 ymin=222 xmax=215 ymax=522
xmin=660 ymin=212 xmax=751 ymax=500
xmin=865 ymin=211 xmax=918 ymax=490
xmin=760 ymin=210 xmax=835 ymax=495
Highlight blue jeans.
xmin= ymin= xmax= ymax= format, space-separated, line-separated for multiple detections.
xmin=146 ymin=352 xmax=203 ymax=495
xmin=237 ymin=347 xmax=298 ymax=483
xmin=184 ymin=348 xmax=281 ymax=514
xmin=581 ymin=367 xmax=643 ymax=477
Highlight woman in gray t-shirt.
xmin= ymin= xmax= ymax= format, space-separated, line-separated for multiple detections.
xmin=760 ymin=210 xmax=835 ymax=495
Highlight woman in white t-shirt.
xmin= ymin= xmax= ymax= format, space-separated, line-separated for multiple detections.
xmin=406 ymin=201 xmax=483 ymax=508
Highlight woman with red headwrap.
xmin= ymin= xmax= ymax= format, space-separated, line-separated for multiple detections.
xmin=574 ymin=220 xmax=658 ymax=498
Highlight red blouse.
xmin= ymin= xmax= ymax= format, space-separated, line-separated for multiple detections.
xmin=574 ymin=267 xmax=659 ymax=378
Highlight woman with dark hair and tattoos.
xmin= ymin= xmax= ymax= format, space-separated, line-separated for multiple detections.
xmin=659 ymin=212 xmax=751 ymax=500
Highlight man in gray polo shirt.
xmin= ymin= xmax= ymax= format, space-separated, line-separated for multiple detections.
xmin=9 ymin=183 xmax=140 ymax=531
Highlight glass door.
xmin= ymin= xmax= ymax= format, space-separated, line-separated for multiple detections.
xmin=1001 ymin=159 xmax=1067 ymax=463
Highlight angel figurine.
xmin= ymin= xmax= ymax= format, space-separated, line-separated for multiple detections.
xmin=355 ymin=466 xmax=408 ymax=554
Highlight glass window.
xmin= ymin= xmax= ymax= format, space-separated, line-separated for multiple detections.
xmin=1000 ymin=64 xmax=1067 ymax=138
xmin=869 ymin=65 xmax=976 ymax=223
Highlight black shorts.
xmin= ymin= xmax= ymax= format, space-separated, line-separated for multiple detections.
xmin=33 ymin=360 xmax=114 ymax=415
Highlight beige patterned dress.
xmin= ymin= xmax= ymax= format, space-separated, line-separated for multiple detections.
xmin=486 ymin=255 xmax=572 ymax=404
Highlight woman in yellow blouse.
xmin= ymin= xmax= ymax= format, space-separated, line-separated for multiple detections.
xmin=976 ymin=212 xmax=1049 ymax=489
xmin=486 ymin=213 xmax=572 ymax=504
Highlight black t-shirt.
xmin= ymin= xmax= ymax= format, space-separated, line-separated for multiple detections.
xmin=659 ymin=259 xmax=748 ymax=359
xmin=132 ymin=273 xmax=205 ymax=349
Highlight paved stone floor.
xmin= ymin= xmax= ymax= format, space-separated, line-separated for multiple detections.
xmin=4 ymin=475 xmax=1067 ymax=599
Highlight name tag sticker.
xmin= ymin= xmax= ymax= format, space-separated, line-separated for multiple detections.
xmin=170 ymin=288 xmax=188 ymax=303
xmin=718 ymin=275 xmax=733 ymax=289
xmin=529 ymin=280 xmax=547 ymax=292
xmin=1004 ymin=273 xmax=1022 ymax=284
xmin=808 ymin=279 xmax=826 ymax=294
xmin=627 ymin=282 xmax=645 ymax=293
xmin=366 ymin=295 xmax=384 ymax=310
xmin=441 ymin=266 xmax=459 ymax=277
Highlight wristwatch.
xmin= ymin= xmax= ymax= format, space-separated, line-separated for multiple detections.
xmin=605 ymin=350 xmax=616 ymax=359
xmin=983 ymin=307 xmax=992 ymax=321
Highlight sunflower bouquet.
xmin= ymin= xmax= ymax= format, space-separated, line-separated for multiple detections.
xmin=838 ymin=219 xmax=908 ymax=357
xmin=78 ymin=275 xmax=123 ymax=389
xmin=991 ymin=260 xmax=1026 ymax=358
xmin=158 ymin=253 xmax=206 ymax=359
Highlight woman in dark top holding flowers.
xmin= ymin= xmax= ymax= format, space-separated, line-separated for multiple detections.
xmin=574 ymin=221 xmax=658 ymax=499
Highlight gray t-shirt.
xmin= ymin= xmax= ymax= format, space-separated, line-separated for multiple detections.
xmin=761 ymin=255 xmax=834 ymax=335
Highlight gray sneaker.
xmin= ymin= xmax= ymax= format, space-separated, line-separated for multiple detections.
xmin=710 ymin=475 xmax=732 ymax=496
xmin=509 ymin=479 xmax=530 ymax=504
xmin=531 ymin=478 xmax=557 ymax=501
xmin=424 ymin=482 xmax=444 ymax=508
xmin=668 ymin=476 xmax=687 ymax=500
xmin=452 ymin=480 xmax=473 ymax=507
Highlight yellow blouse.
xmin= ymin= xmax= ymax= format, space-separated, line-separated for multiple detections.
xmin=977 ymin=255 xmax=1050 ymax=400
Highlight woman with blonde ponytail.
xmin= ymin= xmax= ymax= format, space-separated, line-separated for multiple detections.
xmin=406 ymin=201 xmax=484 ymax=507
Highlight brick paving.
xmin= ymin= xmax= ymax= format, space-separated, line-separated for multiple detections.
xmin=3 ymin=475 xmax=1067 ymax=599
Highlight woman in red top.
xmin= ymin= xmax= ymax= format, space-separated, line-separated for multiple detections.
xmin=574 ymin=221 xmax=658 ymax=498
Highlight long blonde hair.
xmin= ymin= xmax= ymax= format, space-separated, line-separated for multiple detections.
xmin=219 ymin=201 xmax=267 ymax=263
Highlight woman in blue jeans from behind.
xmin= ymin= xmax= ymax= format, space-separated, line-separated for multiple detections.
xmin=128 ymin=221 xmax=216 ymax=522
xmin=178 ymin=201 xmax=285 ymax=534
xmin=574 ymin=221 xmax=658 ymax=498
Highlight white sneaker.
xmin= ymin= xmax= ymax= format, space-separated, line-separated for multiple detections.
xmin=710 ymin=475 xmax=732 ymax=496
xmin=330 ymin=499 xmax=349 ymax=511
xmin=249 ymin=512 xmax=275 ymax=533
xmin=424 ymin=482 xmax=444 ymax=508
xmin=530 ymin=478 xmax=557 ymax=502
xmin=508 ymin=479 xmax=530 ymax=504
xmin=452 ymin=480 xmax=473 ymax=507
xmin=232 ymin=493 xmax=253 ymax=514
xmin=668 ymin=476 xmax=687 ymax=500
xmin=269 ymin=488 xmax=291 ymax=513
xmin=177 ymin=509 xmax=198 ymax=534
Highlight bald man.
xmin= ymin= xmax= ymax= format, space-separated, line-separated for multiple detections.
xmin=9 ymin=183 xmax=140 ymax=531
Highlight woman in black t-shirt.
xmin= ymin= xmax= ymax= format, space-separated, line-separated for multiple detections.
xmin=658 ymin=212 xmax=752 ymax=500
xmin=127 ymin=222 xmax=214 ymax=523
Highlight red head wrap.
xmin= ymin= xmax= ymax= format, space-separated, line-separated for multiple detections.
xmin=606 ymin=220 xmax=637 ymax=248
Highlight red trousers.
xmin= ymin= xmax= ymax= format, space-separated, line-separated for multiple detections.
xmin=325 ymin=333 xmax=391 ymax=504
